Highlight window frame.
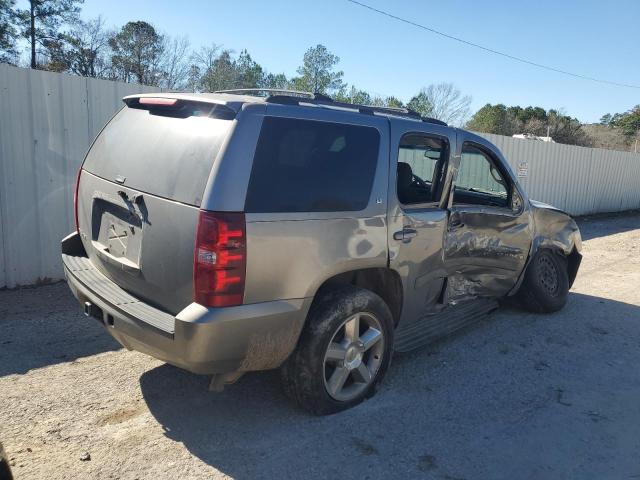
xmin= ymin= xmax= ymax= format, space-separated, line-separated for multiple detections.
xmin=395 ymin=131 xmax=451 ymax=210
xmin=452 ymin=141 xmax=514 ymax=210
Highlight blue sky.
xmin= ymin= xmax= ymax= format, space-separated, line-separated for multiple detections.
xmin=77 ymin=0 xmax=640 ymax=123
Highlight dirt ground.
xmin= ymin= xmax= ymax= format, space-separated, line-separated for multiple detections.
xmin=1 ymin=213 xmax=639 ymax=480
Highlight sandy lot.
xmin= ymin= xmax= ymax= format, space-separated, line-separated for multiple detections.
xmin=1 ymin=213 xmax=639 ymax=480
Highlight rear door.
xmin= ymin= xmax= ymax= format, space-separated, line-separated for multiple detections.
xmin=388 ymin=121 xmax=455 ymax=325
xmin=442 ymin=133 xmax=532 ymax=302
xmin=77 ymin=97 xmax=235 ymax=314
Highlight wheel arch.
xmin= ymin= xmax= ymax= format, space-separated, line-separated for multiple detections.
xmin=311 ymin=267 xmax=404 ymax=327
xmin=510 ymin=235 xmax=582 ymax=295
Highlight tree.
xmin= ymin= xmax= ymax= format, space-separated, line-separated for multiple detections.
xmin=466 ymin=103 xmax=590 ymax=146
xmin=610 ymin=105 xmax=640 ymax=143
xmin=16 ymin=0 xmax=82 ymax=69
xmin=335 ymin=85 xmax=372 ymax=105
xmin=293 ymin=44 xmax=344 ymax=94
xmin=48 ymin=16 xmax=110 ymax=77
xmin=466 ymin=104 xmax=521 ymax=136
xmin=262 ymin=72 xmax=289 ymax=89
xmin=544 ymin=109 xmax=591 ymax=146
xmin=599 ymin=113 xmax=612 ymax=126
xmin=408 ymin=83 xmax=471 ymax=125
xmin=192 ymin=46 xmax=272 ymax=92
xmin=197 ymin=49 xmax=237 ymax=92
xmin=235 ymin=49 xmax=263 ymax=88
xmin=407 ymin=90 xmax=434 ymax=117
xmin=385 ymin=96 xmax=404 ymax=109
xmin=0 ymin=0 xmax=18 ymax=63
xmin=109 ymin=21 xmax=164 ymax=85
xmin=186 ymin=64 xmax=200 ymax=92
xmin=160 ymin=35 xmax=190 ymax=89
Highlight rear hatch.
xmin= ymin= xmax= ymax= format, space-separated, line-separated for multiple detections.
xmin=77 ymin=96 xmax=235 ymax=314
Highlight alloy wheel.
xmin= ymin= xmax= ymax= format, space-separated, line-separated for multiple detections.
xmin=323 ymin=312 xmax=385 ymax=402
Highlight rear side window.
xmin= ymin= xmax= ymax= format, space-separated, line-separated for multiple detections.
xmin=245 ymin=117 xmax=380 ymax=213
xmin=83 ymin=105 xmax=232 ymax=206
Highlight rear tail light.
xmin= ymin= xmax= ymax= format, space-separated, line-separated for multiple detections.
xmin=73 ymin=166 xmax=82 ymax=232
xmin=193 ymin=211 xmax=246 ymax=307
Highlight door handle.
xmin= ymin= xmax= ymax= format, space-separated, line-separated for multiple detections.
xmin=448 ymin=213 xmax=464 ymax=230
xmin=393 ymin=228 xmax=418 ymax=243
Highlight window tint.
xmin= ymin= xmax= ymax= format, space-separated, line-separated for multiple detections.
xmin=83 ymin=106 xmax=232 ymax=206
xmin=454 ymin=145 xmax=509 ymax=207
xmin=245 ymin=117 xmax=380 ymax=213
xmin=397 ymin=134 xmax=447 ymax=205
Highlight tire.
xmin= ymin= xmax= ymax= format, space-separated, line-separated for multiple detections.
xmin=281 ymin=285 xmax=394 ymax=415
xmin=517 ymin=249 xmax=569 ymax=313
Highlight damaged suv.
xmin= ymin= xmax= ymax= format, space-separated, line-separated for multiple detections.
xmin=61 ymin=90 xmax=582 ymax=414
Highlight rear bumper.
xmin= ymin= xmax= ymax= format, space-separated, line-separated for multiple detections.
xmin=61 ymin=232 xmax=311 ymax=375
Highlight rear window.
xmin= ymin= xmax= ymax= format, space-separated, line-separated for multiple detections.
xmin=245 ymin=117 xmax=380 ymax=213
xmin=83 ymin=105 xmax=232 ymax=206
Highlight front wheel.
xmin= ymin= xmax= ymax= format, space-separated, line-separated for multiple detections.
xmin=281 ymin=285 xmax=394 ymax=415
xmin=517 ymin=249 xmax=569 ymax=313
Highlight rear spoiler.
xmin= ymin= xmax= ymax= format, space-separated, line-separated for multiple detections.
xmin=123 ymin=96 xmax=236 ymax=120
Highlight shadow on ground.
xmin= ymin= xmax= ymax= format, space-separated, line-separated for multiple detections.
xmin=576 ymin=210 xmax=640 ymax=241
xmin=0 ymin=283 xmax=121 ymax=377
xmin=140 ymin=292 xmax=640 ymax=479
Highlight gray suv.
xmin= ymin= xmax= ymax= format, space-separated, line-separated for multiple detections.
xmin=61 ymin=90 xmax=582 ymax=414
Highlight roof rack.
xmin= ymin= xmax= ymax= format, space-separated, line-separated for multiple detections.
xmin=214 ymin=89 xmax=448 ymax=126
xmin=214 ymin=88 xmax=315 ymax=98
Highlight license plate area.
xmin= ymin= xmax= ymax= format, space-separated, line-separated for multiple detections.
xmin=92 ymin=197 xmax=143 ymax=269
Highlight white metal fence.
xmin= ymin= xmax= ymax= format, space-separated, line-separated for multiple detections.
xmin=0 ymin=64 xmax=160 ymax=288
xmin=1 ymin=64 xmax=640 ymax=288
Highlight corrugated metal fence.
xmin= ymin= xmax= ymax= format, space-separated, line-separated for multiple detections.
xmin=0 ymin=64 xmax=160 ymax=288
xmin=1 ymin=64 xmax=640 ymax=287
xmin=479 ymin=133 xmax=640 ymax=215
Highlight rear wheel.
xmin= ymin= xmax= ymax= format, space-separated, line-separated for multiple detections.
xmin=517 ymin=249 xmax=569 ymax=313
xmin=281 ymin=285 xmax=394 ymax=415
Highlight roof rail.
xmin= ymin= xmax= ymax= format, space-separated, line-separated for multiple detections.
xmin=214 ymin=88 xmax=315 ymax=98
xmin=214 ymin=89 xmax=448 ymax=126
xmin=265 ymin=93 xmax=448 ymax=126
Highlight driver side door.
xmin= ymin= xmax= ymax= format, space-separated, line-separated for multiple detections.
xmin=443 ymin=134 xmax=532 ymax=303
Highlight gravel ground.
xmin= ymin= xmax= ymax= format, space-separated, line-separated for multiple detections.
xmin=1 ymin=213 xmax=640 ymax=480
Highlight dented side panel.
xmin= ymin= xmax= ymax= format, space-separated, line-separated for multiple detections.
xmin=508 ymin=200 xmax=583 ymax=294
xmin=443 ymin=205 xmax=533 ymax=301
xmin=441 ymin=130 xmax=534 ymax=302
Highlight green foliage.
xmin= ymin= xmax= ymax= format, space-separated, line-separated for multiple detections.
xmin=407 ymin=90 xmax=434 ymax=118
xmin=466 ymin=104 xmax=514 ymax=135
xmin=193 ymin=46 xmax=268 ymax=92
xmin=235 ymin=49 xmax=263 ymax=88
xmin=292 ymin=44 xmax=344 ymax=94
xmin=599 ymin=113 xmax=612 ymax=125
xmin=335 ymin=85 xmax=371 ymax=105
xmin=0 ymin=0 xmax=18 ymax=63
xmin=385 ymin=96 xmax=404 ymax=108
xmin=197 ymin=49 xmax=237 ymax=92
xmin=609 ymin=105 xmax=640 ymax=142
xmin=466 ymin=103 xmax=591 ymax=146
xmin=109 ymin=21 xmax=164 ymax=85
xmin=15 ymin=0 xmax=83 ymax=68
xmin=261 ymin=72 xmax=289 ymax=89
